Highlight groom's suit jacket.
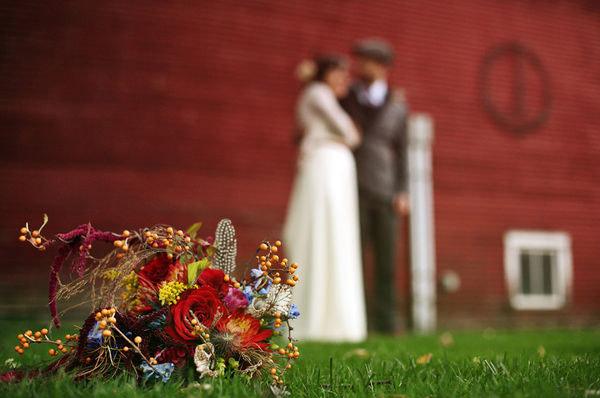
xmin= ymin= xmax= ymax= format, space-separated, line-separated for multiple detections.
xmin=341 ymin=84 xmax=409 ymax=202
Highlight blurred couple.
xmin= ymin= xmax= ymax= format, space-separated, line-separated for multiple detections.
xmin=284 ymin=39 xmax=409 ymax=341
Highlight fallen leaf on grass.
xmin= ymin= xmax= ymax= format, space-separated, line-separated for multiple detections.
xmin=482 ymin=327 xmax=496 ymax=340
xmin=181 ymin=382 xmax=213 ymax=393
xmin=439 ymin=332 xmax=454 ymax=347
xmin=416 ymin=353 xmax=432 ymax=365
xmin=269 ymin=385 xmax=291 ymax=397
xmin=537 ymin=345 xmax=546 ymax=358
xmin=343 ymin=348 xmax=371 ymax=359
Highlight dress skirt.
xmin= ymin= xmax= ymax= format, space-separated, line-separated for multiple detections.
xmin=283 ymin=142 xmax=367 ymax=342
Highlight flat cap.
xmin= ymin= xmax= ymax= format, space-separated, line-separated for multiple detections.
xmin=352 ymin=38 xmax=395 ymax=65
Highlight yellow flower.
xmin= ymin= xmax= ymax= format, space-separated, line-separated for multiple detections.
xmin=120 ymin=271 xmax=141 ymax=308
xmin=102 ymin=268 xmax=120 ymax=281
xmin=158 ymin=281 xmax=188 ymax=306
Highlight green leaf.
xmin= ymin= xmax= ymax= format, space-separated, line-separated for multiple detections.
xmin=186 ymin=222 xmax=203 ymax=240
xmin=179 ymin=252 xmax=192 ymax=265
xmin=187 ymin=258 xmax=210 ymax=286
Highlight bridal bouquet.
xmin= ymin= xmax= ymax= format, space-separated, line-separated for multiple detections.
xmin=7 ymin=215 xmax=300 ymax=387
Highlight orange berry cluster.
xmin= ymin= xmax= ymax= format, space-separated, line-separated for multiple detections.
xmin=113 ymin=230 xmax=132 ymax=257
xmin=276 ymin=342 xmax=300 ymax=359
xmin=270 ymin=342 xmax=300 ymax=384
xmin=14 ymin=327 xmax=77 ymax=356
xmin=190 ymin=317 xmax=211 ymax=340
xmin=256 ymin=240 xmax=299 ymax=287
xmin=94 ymin=307 xmax=147 ymax=357
xmin=273 ymin=311 xmax=284 ymax=329
xmin=141 ymin=226 xmax=192 ymax=260
xmin=18 ymin=227 xmax=46 ymax=251
xmin=95 ymin=307 xmax=118 ymax=338
xmin=270 ymin=366 xmax=284 ymax=384
xmin=118 ymin=336 xmax=143 ymax=354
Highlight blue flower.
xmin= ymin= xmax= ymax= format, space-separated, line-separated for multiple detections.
xmin=243 ymin=286 xmax=254 ymax=302
xmin=258 ymin=287 xmax=270 ymax=295
xmin=288 ymin=304 xmax=300 ymax=319
xmin=250 ymin=268 xmax=263 ymax=279
xmin=256 ymin=279 xmax=272 ymax=295
xmin=140 ymin=361 xmax=175 ymax=383
xmin=86 ymin=322 xmax=102 ymax=349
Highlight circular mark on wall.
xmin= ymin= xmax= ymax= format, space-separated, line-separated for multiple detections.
xmin=480 ymin=41 xmax=552 ymax=134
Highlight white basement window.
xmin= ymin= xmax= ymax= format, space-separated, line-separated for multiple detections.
xmin=504 ymin=231 xmax=572 ymax=310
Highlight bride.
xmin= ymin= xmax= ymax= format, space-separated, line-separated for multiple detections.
xmin=283 ymin=55 xmax=367 ymax=342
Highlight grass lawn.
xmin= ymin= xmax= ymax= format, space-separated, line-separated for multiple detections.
xmin=0 ymin=319 xmax=599 ymax=397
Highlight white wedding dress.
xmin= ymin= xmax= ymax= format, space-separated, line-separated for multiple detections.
xmin=283 ymin=82 xmax=367 ymax=342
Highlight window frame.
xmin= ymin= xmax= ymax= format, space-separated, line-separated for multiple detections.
xmin=504 ymin=230 xmax=572 ymax=310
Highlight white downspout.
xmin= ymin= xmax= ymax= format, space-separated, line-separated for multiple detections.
xmin=408 ymin=114 xmax=436 ymax=333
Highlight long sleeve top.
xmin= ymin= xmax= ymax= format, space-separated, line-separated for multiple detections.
xmin=296 ymin=82 xmax=361 ymax=154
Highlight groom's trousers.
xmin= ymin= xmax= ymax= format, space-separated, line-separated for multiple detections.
xmin=358 ymin=189 xmax=398 ymax=333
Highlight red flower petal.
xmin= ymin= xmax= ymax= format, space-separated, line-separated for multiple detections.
xmin=165 ymin=286 xmax=227 ymax=343
xmin=216 ymin=312 xmax=272 ymax=351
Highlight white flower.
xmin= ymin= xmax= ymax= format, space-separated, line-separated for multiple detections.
xmin=4 ymin=358 xmax=20 ymax=369
xmin=247 ymin=284 xmax=293 ymax=318
xmin=194 ymin=343 xmax=218 ymax=378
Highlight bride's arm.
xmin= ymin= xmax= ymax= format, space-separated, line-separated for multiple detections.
xmin=307 ymin=84 xmax=361 ymax=148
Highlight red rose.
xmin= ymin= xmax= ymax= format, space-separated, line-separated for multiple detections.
xmin=138 ymin=255 xmax=175 ymax=287
xmin=197 ymin=268 xmax=229 ymax=295
xmin=166 ymin=286 xmax=227 ymax=342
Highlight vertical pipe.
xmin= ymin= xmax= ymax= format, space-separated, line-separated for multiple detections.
xmin=408 ymin=114 xmax=436 ymax=333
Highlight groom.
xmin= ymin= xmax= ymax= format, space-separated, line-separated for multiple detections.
xmin=341 ymin=38 xmax=409 ymax=334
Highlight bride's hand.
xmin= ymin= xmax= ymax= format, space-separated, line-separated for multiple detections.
xmin=348 ymin=121 xmax=362 ymax=148
xmin=393 ymin=193 xmax=410 ymax=215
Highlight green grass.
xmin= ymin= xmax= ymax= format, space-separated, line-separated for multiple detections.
xmin=1 ymin=319 xmax=599 ymax=397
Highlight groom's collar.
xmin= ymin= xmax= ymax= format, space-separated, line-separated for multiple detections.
xmin=355 ymin=80 xmax=390 ymax=108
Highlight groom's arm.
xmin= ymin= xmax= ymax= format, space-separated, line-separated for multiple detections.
xmin=393 ymin=100 xmax=409 ymax=215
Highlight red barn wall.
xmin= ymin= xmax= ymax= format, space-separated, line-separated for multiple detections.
xmin=0 ymin=1 xmax=599 ymax=327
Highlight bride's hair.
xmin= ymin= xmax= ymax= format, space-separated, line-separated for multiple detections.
xmin=296 ymin=54 xmax=348 ymax=83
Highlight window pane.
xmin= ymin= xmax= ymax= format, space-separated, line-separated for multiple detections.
xmin=520 ymin=252 xmax=531 ymax=294
xmin=541 ymin=253 xmax=553 ymax=295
